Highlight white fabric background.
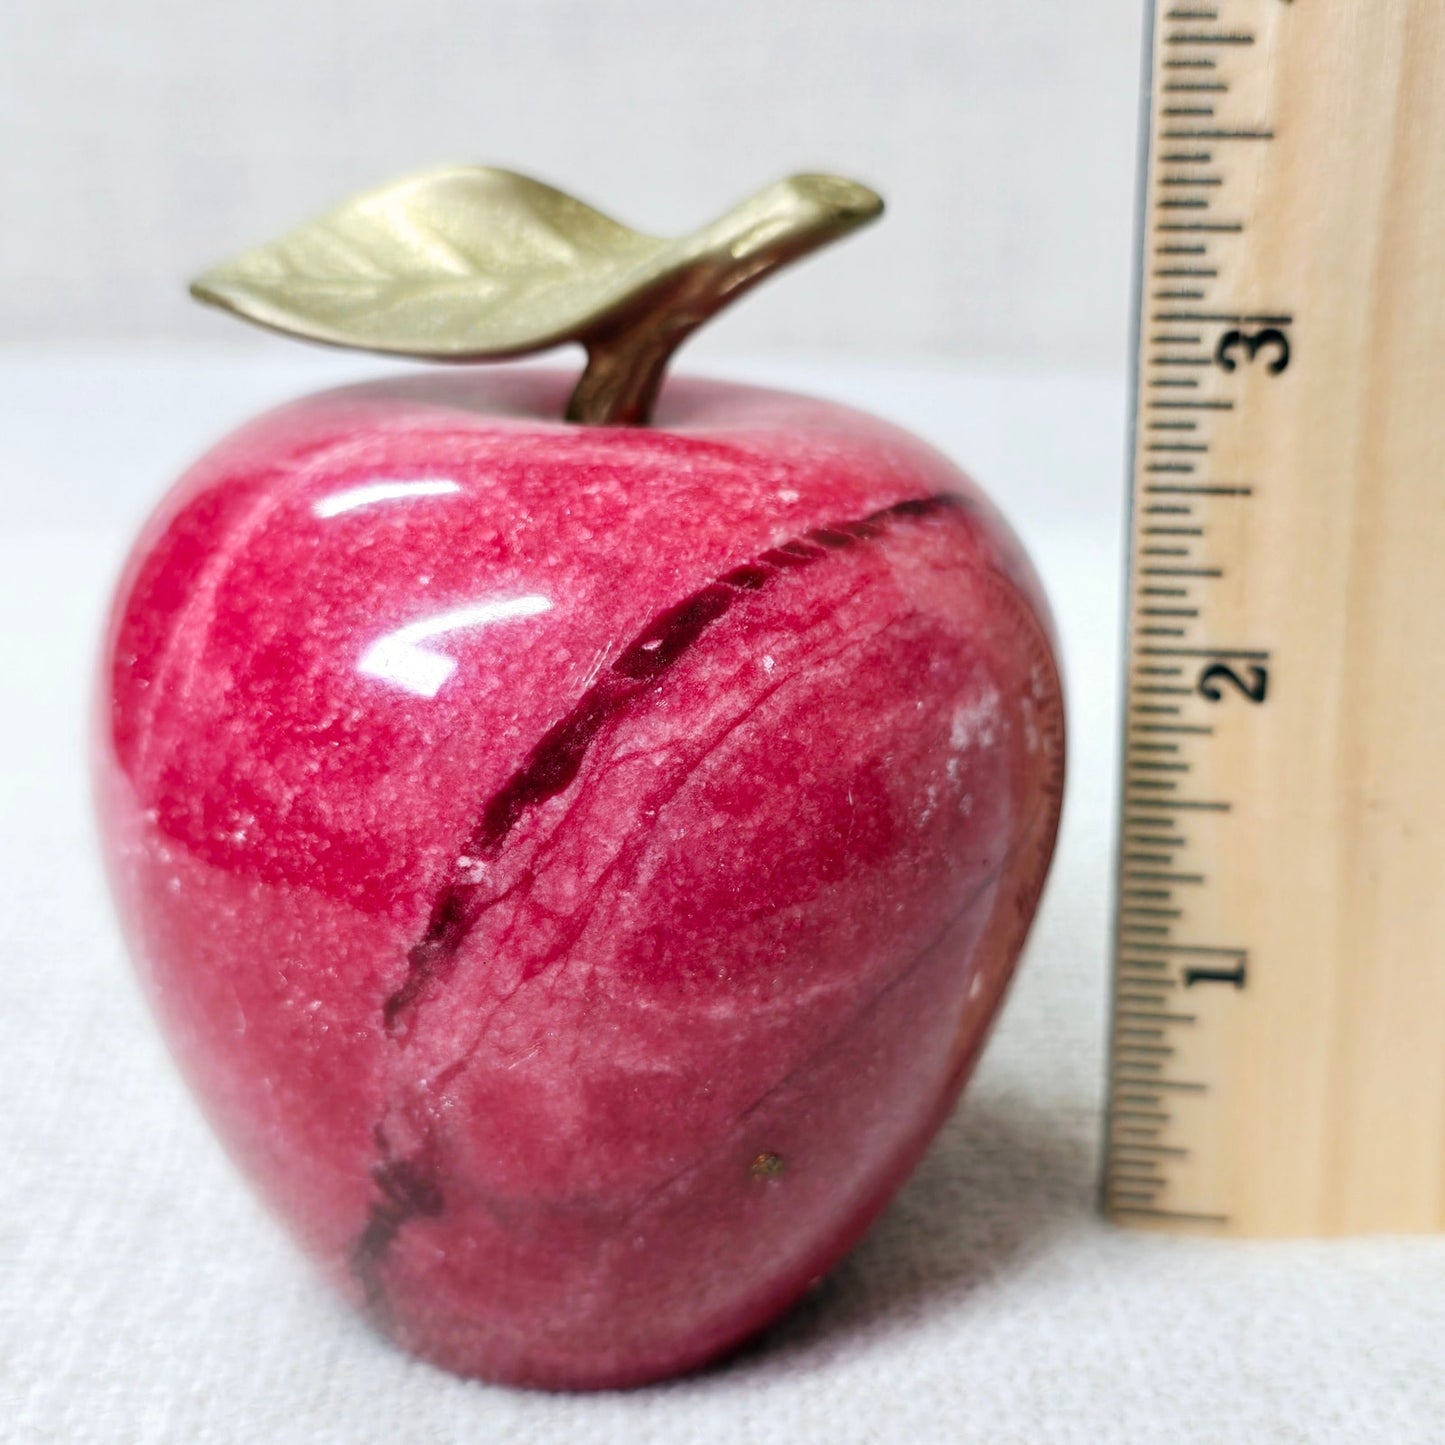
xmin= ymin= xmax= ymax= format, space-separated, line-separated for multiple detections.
xmin=0 ymin=1 xmax=1144 ymax=368
xmin=3 ymin=351 xmax=1443 ymax=1444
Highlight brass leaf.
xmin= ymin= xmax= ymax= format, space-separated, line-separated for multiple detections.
xmin=191 ymin=164 xmax=883 ymax=425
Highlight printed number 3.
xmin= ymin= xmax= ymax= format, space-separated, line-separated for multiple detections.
xmin=1215 ymin=327 xmax=1291 ymax=375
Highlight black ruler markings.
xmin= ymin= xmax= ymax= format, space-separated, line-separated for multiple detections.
xmin=1107 ymin=1 xmax=1292 ymax=1229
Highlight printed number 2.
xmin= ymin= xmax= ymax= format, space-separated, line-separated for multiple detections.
xmin=1198 ymin=662 xmax=1268 ymax=705
xmin=1215 ymin=327 xmax=1291 ymax=375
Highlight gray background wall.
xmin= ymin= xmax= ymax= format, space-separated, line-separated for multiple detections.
xmin=1 ymin=1 xmax=1145 ymax=367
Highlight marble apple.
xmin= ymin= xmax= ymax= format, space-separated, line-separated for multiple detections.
xmin=94 ymin=168 xmax=1065 ymax=1389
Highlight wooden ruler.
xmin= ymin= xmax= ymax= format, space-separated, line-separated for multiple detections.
xmin=1106 ymin=0 xmax=1445 ymax=1235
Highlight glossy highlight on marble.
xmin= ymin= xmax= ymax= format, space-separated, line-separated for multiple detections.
xmin=94 ymin=369 xmax=1065 ymax=1389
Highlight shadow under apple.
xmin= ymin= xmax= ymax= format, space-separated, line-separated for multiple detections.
xmin=712 ymin=1087 xmax=1100 ymax=1377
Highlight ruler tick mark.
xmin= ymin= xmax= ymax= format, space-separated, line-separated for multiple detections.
xmin=1127 ymin=799 xmax=1231 ymax=813
xmin=1145 ymin=483 xmax=1249 ymax=494
xmin=1155 ymin=311 xmax=1292 ymax=324
xmin=1111 ymin=1208 xmax=1230 ymax=1226
xmin=1156 ymin=222 xmax=1243 ymax=232
xmin=1140 ymin=646 xmax=1268 ymax=659
xmin=1128 ymin=943 xmax=1245 ymax=958
xmin=1165 ymin=33 xmax=1254 ymax=46
xmin=1164 ymin=129 xmax=1273 ymax=142
xmin=1147 ymin=401 xmax=1234 ymax=411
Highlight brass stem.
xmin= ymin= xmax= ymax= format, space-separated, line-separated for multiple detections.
xmin=565 ymin=175 xmax=884 ymax=427
xmin=567 ymin=328 xmax=688 ymax=427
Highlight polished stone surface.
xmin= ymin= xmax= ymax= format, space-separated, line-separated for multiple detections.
xmin=93 ymin=368 xmax=1063 ymax=1388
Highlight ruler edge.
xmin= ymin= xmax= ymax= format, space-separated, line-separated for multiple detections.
xmin=1099 ymin=0 xmax=1163 ymax=1226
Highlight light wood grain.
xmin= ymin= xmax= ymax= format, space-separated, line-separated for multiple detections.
xmin=1108 ymin=0 xmax=1445 ymax=1235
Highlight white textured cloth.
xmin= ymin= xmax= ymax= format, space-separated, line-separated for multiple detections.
xmin=3 ymin=353 xmax=1443 ymax=1444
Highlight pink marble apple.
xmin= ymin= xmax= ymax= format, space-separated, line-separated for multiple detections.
xmin=93 ymin=169 xmax=1065 ymax=1389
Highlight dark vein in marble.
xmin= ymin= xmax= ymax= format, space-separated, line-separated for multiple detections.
xmin=381 ymin=493 xmax=964 ymax=1035
xmin=351 ymin=1140 xmax=445 ymax=1322
xmin=352 ymin=492 xmax=965 ymax=1310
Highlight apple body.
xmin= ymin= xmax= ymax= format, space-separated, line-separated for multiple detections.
xmin=94 ymin=368 xmax=1064 ymax=1389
